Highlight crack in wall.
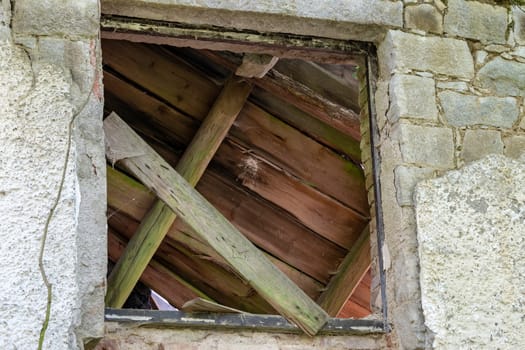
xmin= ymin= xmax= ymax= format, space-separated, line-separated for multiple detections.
xmin=36 ymin=39 xmax=99 ymax=349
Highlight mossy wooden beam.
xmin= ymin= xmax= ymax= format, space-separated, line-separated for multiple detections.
xmin=317 ymin=225 xmax=371 ymax=316
xmin=104 ymin=113 xmax=329 ymax=335
xmin=105 ymin=75 xmax=253 ymax=309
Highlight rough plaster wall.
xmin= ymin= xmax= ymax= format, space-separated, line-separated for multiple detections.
xmin=0 ymin=0 xmax=106 ymax=348
xmin=97 ymin=324 xmax=387 ymax=350
xmin=416 ymin=155 xmax=525 ymax=349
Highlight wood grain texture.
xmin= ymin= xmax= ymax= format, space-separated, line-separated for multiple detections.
xmin=104 ymin=114 xmax=329 ymax=335
xmin=317 ymin=226 xmax=371 ymax=316
xmin=106 ymin=76 xmax=252 ymax=308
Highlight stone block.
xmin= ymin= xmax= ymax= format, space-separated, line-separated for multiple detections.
xmin=476 ymin=57 xmax=525 ymax=97
xmin=513 ymin=6 xmax=525 ymax=46
xmin=394 ymin=166 xmax=435 ymax=206
xmin=439 ymin=91 xmax=519 ymax=128
xmin=404 ymin=4 xmax=443 ymax=34
xmin=378 ymin=30 xmax=474 ymax=79
xmin=415 ymin=155 xmax=525 ymax=349
xmin=461 ymin=129 xmax=503 ymax=163
xmin=388 ymin=74 xmax=438 ymax=122
xmin=504 ymin=135 xmax=525 ymax=160
xmin=395 ymin=123 xmax=455 ymax=169
xmin=521 ymin=117 xmax=525 ymax=130
xmin=12 ymin=0 xmax=99 ymax=37
xmin=436 ymin=81 xmax=468 ymax=91
xmin=444 ymin=0 xmax=508 ymax=44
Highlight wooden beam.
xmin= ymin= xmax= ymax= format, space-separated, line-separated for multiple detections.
xmin=236 ymin=53 xmax=279 ymax=78
xmin=105 ymin=76 xmax=253 ymax=308
xmin=199 ymin=50 xmax=362 ymax=140
xmin=100 ymin=15 xmax=368 ymax=64
xmin=107 ymin=162 xmax=344 ymax=287
xmin=317 ymin=225 xmax=371 ymax=317
xmin=104 ymin=113 xmax=330 ymax=335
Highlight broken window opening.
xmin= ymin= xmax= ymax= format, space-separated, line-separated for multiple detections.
xmin=101 ymin=19 xmax=386 ymax=335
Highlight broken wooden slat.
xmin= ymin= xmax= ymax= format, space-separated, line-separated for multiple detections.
xmin=107 ymin=165 xmax=330 ymax=293
xmin=199 ymin=50 xmax=362 ymax=140
xmin=104 ymin=114 xmax=330 ymax=335
xmin=236 ymin=53 xmax=279 ymax=78
xmin=182 ymin=298 xmax=246 ymax=314
xmin=106 ymin=76 xmax=252 ymax=308
xmin=317 ymin=225 xmax=371 ymax=316
xmin=273 ymin=59 xmax=359 ymax=113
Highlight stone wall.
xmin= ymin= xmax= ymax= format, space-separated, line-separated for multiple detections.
xmin=375 ymin=2 xmax=525 ymax=349
xmin=1 ymin=0 xmax=524 ymax=349
xmin=0 ymin=0 xmax=105 ymax=349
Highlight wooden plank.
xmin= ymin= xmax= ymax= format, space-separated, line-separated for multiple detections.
xmin=317 ymin=226 xmax=371 ymax=317
xmin=182 ymin=298 xmax=246 ymax=314
xmin=273 ymin=59 xmax=359 ymax=113
xmin=108 ymin=211 xmax=276 ymax=314
xmin=107 ymin=164 xmax=338 ymax=288
xmin=199 ymin=50 xmax=361 ymax=139
xmin=103 ymin=45 xmax=367 ymax=212
xmin=232 ymin=103 xmax=368 ymax=214
xmin=102 ymin=39 xmax=220 ymax=119
xmin=104 ymin=114 xmax=330 ymax=335
xmin=236 ymin=53 xmax=279 ymax=78
xmin=106 ymin=76 xmax=252 ymax=308
xmin=214 ymin=139 xmax=368 ymax=249
xmin=338 ymin=270 xmax=371 ymax=318
xmin=251 ymin=88 xmax=362 ymax=162
xmin=100 ymin=16 xmax=368 ymax=64
xmin=108 ymin=229 xmax=204 ymax=307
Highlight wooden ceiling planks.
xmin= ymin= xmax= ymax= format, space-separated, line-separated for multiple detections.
xmin=108 ymin=162 xmax=346 ymax=284
xmin=102 ymin=38 xmax=372 ymax=319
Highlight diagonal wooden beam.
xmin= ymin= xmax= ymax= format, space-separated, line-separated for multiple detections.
xmin=104 ymin=113 xmax=329 ymax=335
xmin=317 ymin=225 xmax=371 ymax=316
xmin=105 ymin=75 xmax=253 ymax=309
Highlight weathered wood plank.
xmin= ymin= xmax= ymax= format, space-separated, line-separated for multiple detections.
xmin=199 ymin=50 xmax=361 ymax=140
xmin=338 ymin=270 xmax=371 ymax=318
xmin=103 ymin=40 xmax=219 ymax=119
xmin=317 ymin=226 xmax=371 ymax=317
xmin=232 ymin=103 xmax=368 ymax=214
xmin=107 ymin=164 xmax=343 ymax=285
xmin=215 ymin=139 xmax=368 ymax=249
xmin=108 ymin=211 xmax=276 ymax=313
xmin=104 ymin=114 xmax=330 ymax=335
xmin=236 ymin=53 xmax=279 ymax=78
xmin=251 ymin=88 xmax=362 ymax=162
xmin=108 ymin=229 xmax=204 ymax=307
xmin=106 ymin=76 xmax=252 ymax=308
xmin=273 ymin=59 xmax=359 ymax=113
xmin=103 ymin=45 xmax=367 ymax=212
xmin=182 ymin=298 xmax=246 ymax=314
xmin=100 ymin=16 xmax=368 ymax=64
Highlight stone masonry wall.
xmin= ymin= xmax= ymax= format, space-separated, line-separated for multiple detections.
xmin=1 ymin=0 xmax=524 ymax=349
xmin=0 ymin=0 xmax=106 ymax=349
xmin=375 ymin=1 xmax=525 ymax=349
